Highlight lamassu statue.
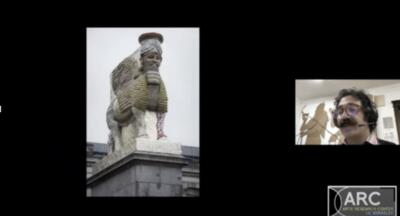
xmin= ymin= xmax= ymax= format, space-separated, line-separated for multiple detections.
xmin=106 ymin=32 xmax=168 ymax=152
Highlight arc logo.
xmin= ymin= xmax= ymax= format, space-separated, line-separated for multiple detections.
xmin=328 ymin=186 xmax=397 ymax=216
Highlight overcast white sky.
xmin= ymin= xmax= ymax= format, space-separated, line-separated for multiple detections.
xmin=87 ymin=28 xmax=199 ymax=147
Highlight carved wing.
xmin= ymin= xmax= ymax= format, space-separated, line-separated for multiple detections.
xmin=111 ymin=57 xmax=136 ymax=93
xmin=111 ymin=53 xmax=142 ymax=112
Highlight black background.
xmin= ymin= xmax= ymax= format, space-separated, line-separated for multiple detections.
xmin=0 ymin=7 xmax=399 ymax=215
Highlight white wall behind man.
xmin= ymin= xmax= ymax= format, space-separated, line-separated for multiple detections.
xmin=368 ymin=83 xmax=400 ymax=144
xmin=87 ymin=28 xmax=199 ymax=147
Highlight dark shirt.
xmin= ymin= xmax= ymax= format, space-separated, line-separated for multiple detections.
xmin=363 ymin=139 xmax=397 ymax=145
xmin=342 ymin=139 xmax=397 ymax=145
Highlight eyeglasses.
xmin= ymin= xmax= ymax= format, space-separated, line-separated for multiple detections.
xmin=332 ymin=103 xmax=362 ymax=117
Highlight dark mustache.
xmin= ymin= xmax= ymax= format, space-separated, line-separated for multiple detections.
xmin=338 ymin=118 xmax=358 ymax=128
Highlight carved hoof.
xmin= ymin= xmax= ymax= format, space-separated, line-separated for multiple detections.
xmin=157 ymin=135 xmax=168 ymax=141
xmin=137 ymin=134 xmax=150 ymax=139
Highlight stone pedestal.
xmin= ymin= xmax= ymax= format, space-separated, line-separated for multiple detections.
xmin=87 ymin=139 xmax=186 ymax=197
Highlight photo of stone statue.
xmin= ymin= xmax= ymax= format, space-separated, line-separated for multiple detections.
xmin=87 ymin=29 xmax=199 ymax=197
xmin=106 ymin=32 xmax=168 ymax=152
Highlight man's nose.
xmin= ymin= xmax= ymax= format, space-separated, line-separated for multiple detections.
xmin=338 ymin=112 xmax=351 ymax=121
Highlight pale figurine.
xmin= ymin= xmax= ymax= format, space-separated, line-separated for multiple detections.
xmin=106 ymin=32 xmax=168 ymax=152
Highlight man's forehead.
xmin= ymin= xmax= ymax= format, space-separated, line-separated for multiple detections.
xmin=338 ymin=95 xmax=362 ymax=106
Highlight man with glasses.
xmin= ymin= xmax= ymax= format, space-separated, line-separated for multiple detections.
xmin=332 ymin=88 xmax=396 ymax=145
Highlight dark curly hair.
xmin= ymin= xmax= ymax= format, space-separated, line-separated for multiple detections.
xmin=333 ymin=88 xmax=378 ymax=132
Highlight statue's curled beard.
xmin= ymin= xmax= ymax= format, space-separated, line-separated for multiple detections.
xmin=143 ymin=63 xmax=161 ymax=85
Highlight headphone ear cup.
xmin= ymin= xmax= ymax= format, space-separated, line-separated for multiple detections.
xmin=372 ymin=107 xmax=378 ymax=122
xmin=365 ymin=102 xmax=378 ymax=125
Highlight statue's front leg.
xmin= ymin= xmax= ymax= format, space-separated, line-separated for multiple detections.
xmin=111 ymin=128 xmax=122 ymax=151
xmin=131 ymin=107 xmax=148 ymax=139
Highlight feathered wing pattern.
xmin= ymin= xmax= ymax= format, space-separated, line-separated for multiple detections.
xmin=112 ymin=50 xmax=141 ymax=93
xmin=111 ymin=50 xmax=142 ymax=112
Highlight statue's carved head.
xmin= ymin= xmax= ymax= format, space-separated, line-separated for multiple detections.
xmin=141 ymin=51 xmax=162 ymax=72
xmin=111 ymin=32 xmax=168 ymax=113
xmin=138 ymin=32 xmax=164 ymax=85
